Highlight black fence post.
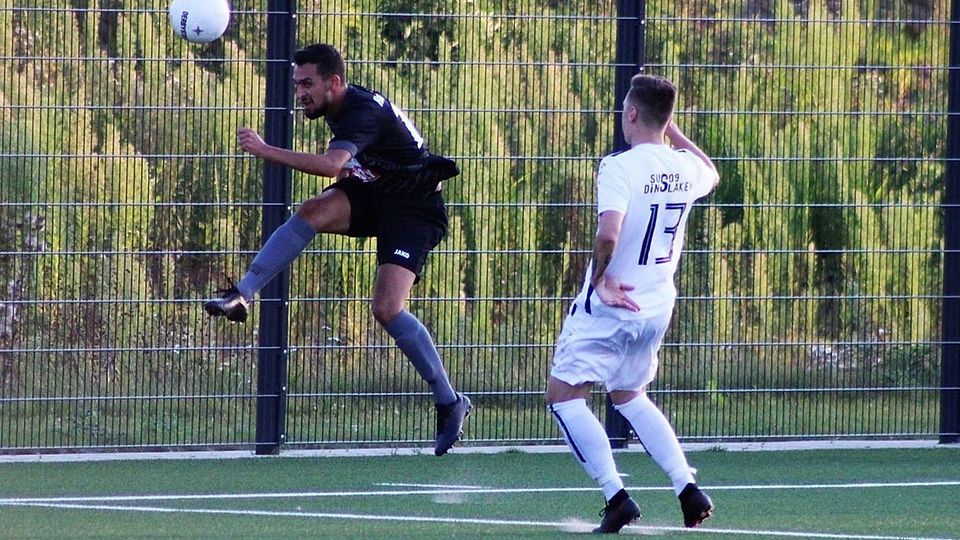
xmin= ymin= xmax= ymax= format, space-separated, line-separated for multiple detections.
xmin=941 ymin=0 xmax=960 ymax=445
xmin=613 ymin=0 xmax=646 ymax=153
xmin=604 ymin=0 xmax=646 ymax=449
xmin=255 ymin=0 xmax=297 ymax=455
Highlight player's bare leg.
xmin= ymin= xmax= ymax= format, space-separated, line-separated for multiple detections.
xmin=374 ymin=264 xmax=470 ymax=456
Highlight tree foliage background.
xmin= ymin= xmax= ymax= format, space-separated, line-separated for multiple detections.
xmin=0 ymin=0 xmax=948 ymax=449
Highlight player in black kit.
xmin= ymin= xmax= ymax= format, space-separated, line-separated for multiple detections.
xmin=204 ymin=43 xmax=470 ymax=456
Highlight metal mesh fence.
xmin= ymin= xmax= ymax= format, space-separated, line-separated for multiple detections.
xmin=283 ymin=2 xmax=618 ymax=448
xmin=1 ymin=2 xmax=263 ymax=450
xmin=0 ymin=0 xmax=953 ymax=452
xmin=648 ymin=1 xmax=950 ymax=441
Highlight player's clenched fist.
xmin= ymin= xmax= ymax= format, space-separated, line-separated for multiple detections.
xmin=237 ymin=127 xmax=268 ymax=156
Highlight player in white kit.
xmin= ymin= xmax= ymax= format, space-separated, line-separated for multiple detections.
xmin=545 ymin=74 xmax=719 ymax=533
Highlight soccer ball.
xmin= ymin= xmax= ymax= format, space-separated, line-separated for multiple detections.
xmin=168 ymin=0 xmax=230 ymax=43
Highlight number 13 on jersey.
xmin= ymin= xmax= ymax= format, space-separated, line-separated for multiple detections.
xmin=638 ymin=202 xmax=687 ymax=265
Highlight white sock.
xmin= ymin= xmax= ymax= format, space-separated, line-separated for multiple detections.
xmin=549 ymin=399 xmax=624 ymax=501
xmin=615 ymin=394 xmax=695 ymax=495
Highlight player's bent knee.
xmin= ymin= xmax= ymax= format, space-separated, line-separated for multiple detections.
xmin=371 ymin=302 xmax=402 ymax=326
xmin=296 ymin=194 xmax=349 ymax=233
xmin=294 ymin=199 xmax=326 ymax=229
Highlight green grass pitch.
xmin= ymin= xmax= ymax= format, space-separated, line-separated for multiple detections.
xmin=1 ymin=447 xmax=957 ymax=538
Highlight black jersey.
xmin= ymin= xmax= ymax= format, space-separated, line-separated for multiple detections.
xmin=325 ymin=85 xmax=457 ymax=194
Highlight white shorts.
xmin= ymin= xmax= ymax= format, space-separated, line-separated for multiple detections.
xmin=550 ymin=310 xmax=673 ymax=392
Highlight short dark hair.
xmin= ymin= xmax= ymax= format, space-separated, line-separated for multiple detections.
xmin=293 ymin=43 xmax=346 ymax=80
xmin=626 ymin=74 xmax=676 ymax=128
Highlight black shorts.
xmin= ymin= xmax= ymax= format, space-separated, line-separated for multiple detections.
xmin=324 ymin=177 xmax=447 ymax=278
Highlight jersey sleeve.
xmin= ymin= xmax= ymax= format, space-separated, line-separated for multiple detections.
xmin=596 ymin=156 xmax=631 ymax=214
xmin=677 ymin=149 xmax=717 ymax=200
xmin=327 ymin=99 xmax=383 ymax=157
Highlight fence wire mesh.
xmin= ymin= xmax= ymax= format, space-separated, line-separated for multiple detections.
xmin=0 ymin=0 xmax=952 ymax=452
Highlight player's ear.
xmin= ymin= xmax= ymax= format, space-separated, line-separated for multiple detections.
xmin=328 ymin=73 xmax=345 ymax=89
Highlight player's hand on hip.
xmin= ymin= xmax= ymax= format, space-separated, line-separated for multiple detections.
xmin=595 ymin=276 xmax=640 ymax=312
xmin=237 ymin=127 xmax=268 ymax=156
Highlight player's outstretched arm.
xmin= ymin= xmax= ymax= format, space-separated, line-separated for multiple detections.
xmin=237 ymin=127 xmax=351 ymax=177
xmin=665 ymin=122 xmax=719 ymax=189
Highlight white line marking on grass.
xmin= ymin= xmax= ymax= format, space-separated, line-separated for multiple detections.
xmin=638 ymin=524 xmax=958 ymax=540
xmin=376 ymin=482 xmax=485 ymax=489
xmin=2 ymin=502 xmax=557 ymax=527
xmin=705 ymin=481 xmax=960 ymax=491
xmin=2 ymin=440 xmax=955 ymax=463
xmin=2 ymin=502 xmax=955 ymax=540
xmin=1 ymin=480 xmax=958 ymax=505
xmin=0 ymin=488 xmax=593 ymax=504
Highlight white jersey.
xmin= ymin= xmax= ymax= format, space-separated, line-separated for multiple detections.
xmin=572 ymin=143 xmax=716 ymax=320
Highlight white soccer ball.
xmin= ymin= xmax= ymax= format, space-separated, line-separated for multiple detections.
xmin=168 ymin=0 xmax=230 ymax=43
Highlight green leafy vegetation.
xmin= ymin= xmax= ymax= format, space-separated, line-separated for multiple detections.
xmin=0 ymin=0 xmax=947 ymax=449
